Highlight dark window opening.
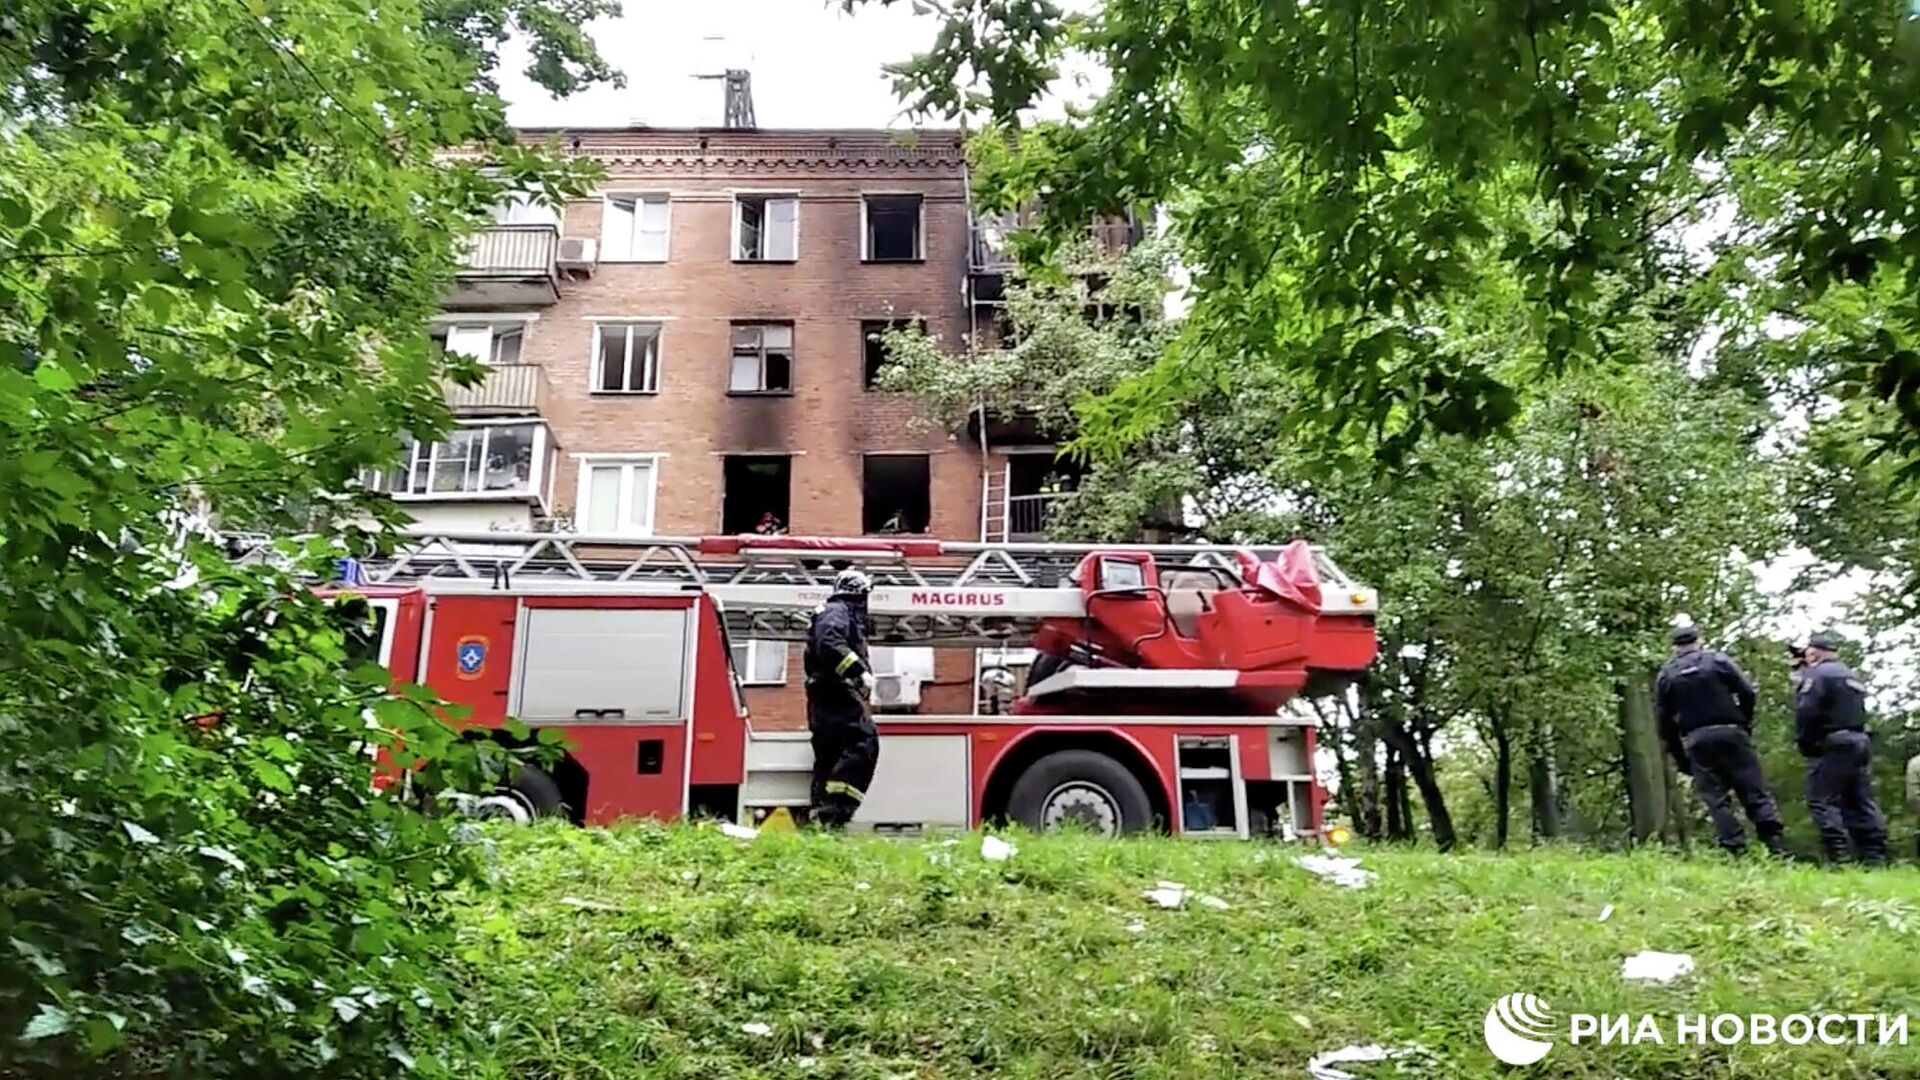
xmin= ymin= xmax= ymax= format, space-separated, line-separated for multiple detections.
xmin=1008 ymin=453 xmax=1084 ymax=497
xmin=337 ymin=601 xmax=389 ymax=669
xmin=865 ymin=195 xmax=923 ymax=261
xmin=636 ymin=739 xmax=664 ymax=775
xmin=862 ymin=319 xmax=921 ymax=390
xmin=723 ymin=455 xmax=792 ymax=535
xmin=863 ymin=454 xmax=931 ymax=534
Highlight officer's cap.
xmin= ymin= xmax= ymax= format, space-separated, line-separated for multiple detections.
xmin=1669 ymin=624 xmax=1700 ymax=646
xmin=1807 ymin=630 xmax=1843 ymax=652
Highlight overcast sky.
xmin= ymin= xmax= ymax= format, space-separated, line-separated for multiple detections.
xmin=498 ymin=1 xmax=945 ymax=129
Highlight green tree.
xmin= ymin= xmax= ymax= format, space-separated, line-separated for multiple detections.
xmin=0 ymin=0 xmax=612 ymax=1073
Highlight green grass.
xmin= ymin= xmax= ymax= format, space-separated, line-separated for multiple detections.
xmin=453 ymin=825 xmax=1920 ymax=1079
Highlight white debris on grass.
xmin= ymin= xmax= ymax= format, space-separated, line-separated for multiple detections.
xmin=980 ymin=835 xmax=1018 ymax=862
xmin=854 ymin=882 xmax=871 ymax=891
xmin=558 ymin=896 xmax=622 ymax=913
xmin=1307 ymin=1043 xmax=1414 ymax=1080
xmin=1142 ymin=880 xmax=1188 ymax=909
xmin=718 ymin=822 xmax=760 ymax=841
xmin=1621 ymin=950 xmax=1694 ymax=984
xmin=741 ymin=1022 xmax=773 ymax=1037
xmin=1125 ymin=920 xmax=1148 ymax=934
xmin=1597 ymin=904 xmax=1615 ymax=922
xmin=1198 ymin=894 xmax=1231 ymax=911
xmin=1294 ymin=853 xmax=1377 ymax=890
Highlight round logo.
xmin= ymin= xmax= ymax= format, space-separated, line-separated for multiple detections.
xmin=1484 ymin=992 xmax=1556 ymax=1066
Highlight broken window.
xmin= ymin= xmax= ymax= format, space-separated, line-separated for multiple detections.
xmin=735 ymin=195 xmax=798 ymax=261
xmin=723 ymin=455 xmax=791 ymax=534
xmin=594 ymin=322 xmax=662 ymax=393
xmin=864 ymin=195 xmax=923 ymax=261
xmin=862 ymin=319 xmax=920 ymax=390
xmin=729 ymin=323 xmax=793 ymax=394
xmin=1005 ymin=452 xmax=1082 ymax=537
xmin=862 ymin=454 xmax=931 ymax=534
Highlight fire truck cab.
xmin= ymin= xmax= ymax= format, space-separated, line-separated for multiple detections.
xmin=313 ymin=531 xmax=1378 ymax=839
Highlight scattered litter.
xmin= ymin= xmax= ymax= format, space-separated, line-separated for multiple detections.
xmin=680 ymin=870 xmax=698 ymax=884
xmin=1290 ymin=1013 xmax=1314 ymax=1031
xmin=558 ymin=896 xmax=622 ymax=913
xmin=1198 ymin=894 xmax=1231 ymax=911
xmin=1621 ymin=950 xmax=1694 ymax=984
xmin=741 ymin=1022 xmax=773 ymax=1037
xmin=796 ymin=1056 xmax=817 ymax=1069
xmin=1597 ymin=904 xmax=1614 ymax=923
xmin=854 ymin=882 xmax=871 ymax=891
xmin=1125 ymin=920 xmax=1147 ymax=934
xmin=718 ymin=822 xmax=759 ymax=841
xmin=1307 ymin=1043 xmax=1413 ymax=1080
xmin=809 ymin=1033 xmax=825 ymax=1051
xmin=1142 ymin=881 xmax=1188 ymax=909
xmin=1294 ymin=854 xmax=1377 ymax=890
xmin=981 ymin=835 xmax=1018 ymax=862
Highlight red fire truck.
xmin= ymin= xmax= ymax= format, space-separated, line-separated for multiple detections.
xmin=307 ymin=530 xmax=1378 ymax=839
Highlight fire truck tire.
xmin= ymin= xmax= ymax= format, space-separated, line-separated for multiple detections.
xmin=1006 ymin=750 xmax=1153 ymax=837
xmin=505 ymin=764 xmax=566 ymax=821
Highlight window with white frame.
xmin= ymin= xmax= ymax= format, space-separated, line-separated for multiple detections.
xmin=490 ymin=194 xmax=559 ymax=227
xmin=601 ymin=194 xmax=670 ymax=261
xmin=734 ymin=195 xmax=798 ymax=261
xmin=576 ymin=457 xmax=657 ymax=536
xmin=730 ymin=639 xmax=788 ymax=685
xmin=434 ymin=322 xmax=526 ymax=365
xmin=871 ymin=646 xmax=934 ymax=679
xmin=729 ymin=323 xmax=793 ymax=393
xmin=364 ymin=422 xmax=543 ymax=497
xmin=863 ymin=194 xmax=923 ymax=261
xmin=593 ymin=322 xmax=662 ymax=393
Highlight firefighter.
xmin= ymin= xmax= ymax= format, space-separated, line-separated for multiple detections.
xmin=804 ymin=568 xmax=879 ymax=829
xmin=1795 ymin=631 xmax=1889 ymax=865
xmin=1655 ymin=624 xmax=1785 ymax=856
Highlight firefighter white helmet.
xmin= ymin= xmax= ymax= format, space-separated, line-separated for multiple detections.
xmin=833 ymin=568 xmax=873 ymax=597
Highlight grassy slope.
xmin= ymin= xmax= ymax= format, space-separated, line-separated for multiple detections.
xmin=455 ymin=826 xmax=1920 ymax=1079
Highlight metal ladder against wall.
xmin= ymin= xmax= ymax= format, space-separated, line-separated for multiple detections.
xmin=980 ymin=461 xmax=1010 ymax=543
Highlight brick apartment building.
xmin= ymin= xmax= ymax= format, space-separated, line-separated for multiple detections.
xmin=367 ymin=120 xmax=1117 ymax=729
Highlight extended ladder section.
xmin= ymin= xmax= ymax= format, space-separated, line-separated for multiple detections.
xmin=237 ymin=530 xmax=1379 ymax=649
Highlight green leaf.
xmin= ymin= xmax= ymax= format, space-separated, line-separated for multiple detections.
xmin=32 ymin=363 xmax=76 ymax=393
xmin=250 ymin=759 xmax=295 ymax=793
xmin=21 ymin=1003 xmax=73 ymax=1042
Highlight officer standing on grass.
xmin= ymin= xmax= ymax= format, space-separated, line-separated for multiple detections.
xmin=803 ymin=568 xmax=880 ymax=829
xmin=1655 ymin=624 xmax=1786 ymax=856
xmin=1795 ymin=631 xmax=1889 ymax=866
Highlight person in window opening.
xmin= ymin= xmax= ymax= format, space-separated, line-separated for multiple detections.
xmin=803 ymin=568 xmax=880 ymax=829
xmin=1794 ymin=630 xmax=1889 ymax=866
xmin=754 ymin=511 xmax=786 ymax=536
xmin=1654 ymin=623 xmax=1785 ymax=856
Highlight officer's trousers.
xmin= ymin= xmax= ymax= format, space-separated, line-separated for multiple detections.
xmin=1806 ymin=730 xmax=1888 ymax=864
xmin=808 ymin=697 xmax=880 ymax=829
xmin=1683 ymin=725 xmax=1783 ymax=854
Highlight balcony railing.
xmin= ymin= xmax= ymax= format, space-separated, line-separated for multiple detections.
xmin=1006 ymin=491 xmax=1072 ymax=539
xmin=970 ymin=210 xmax=1143 ymax=272
xmin=458 ymin=224 xmax=559 ymax=278
xmin=445 ymin=363 xmax=547 ymax=416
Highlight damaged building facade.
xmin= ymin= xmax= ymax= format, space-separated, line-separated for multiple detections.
xmin=369 ymin=91 xmax=1140 ymax=729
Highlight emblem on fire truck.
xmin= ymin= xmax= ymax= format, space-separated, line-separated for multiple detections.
xmin=455 ymin=635 xmax=488 ymax=680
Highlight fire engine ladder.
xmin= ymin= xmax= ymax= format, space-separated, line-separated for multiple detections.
xmin=230 ymin=530 xmax=1376 ymax=649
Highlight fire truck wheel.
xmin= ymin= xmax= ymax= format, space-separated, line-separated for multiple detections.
xmin=471 ymin=764 xmax=565 ymax=824
xmin=1007 ymin=750 xmax=1153 ymax=837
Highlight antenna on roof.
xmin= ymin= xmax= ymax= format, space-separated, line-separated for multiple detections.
xmin=693 ymin=34 xmax=756 ymax=129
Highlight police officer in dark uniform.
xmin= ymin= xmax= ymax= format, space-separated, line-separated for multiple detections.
xmin=803 ymin=568 xmax=880 ymax=829
xmin=1795 ymin=631 xmax=1889 ymax=865
xmin=1655 ymin=624 xmax=1785 ymax=855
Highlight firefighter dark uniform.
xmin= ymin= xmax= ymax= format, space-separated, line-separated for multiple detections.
xmin=1795 ymin=633 xmax=1888 ymax=865
xmin=1655 ymin=626 xmax=1784 ymax=855
xmin=804 ymin=570 xmax=880 ymax=829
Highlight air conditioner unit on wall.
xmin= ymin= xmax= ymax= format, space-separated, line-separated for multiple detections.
xmin=872 ymin=673 xmax=922 ymax=710
xmin=556 ymin=236 xmax=598 ymax=273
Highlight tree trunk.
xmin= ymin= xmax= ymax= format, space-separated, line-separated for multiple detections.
xmin=1530 ymin=723 xmax=1562 ymax=841
xmin=1384 ymin=747 xmax=1410 ymax=841
xmin=1617 ymin=669 xmax=1669 ymax=845
xmin=1662 ymin=763 xmax=1692 ymax=847
xmin=1383 ymin=720 xmax=1458 ymax=851
xmin=1491 ymin=718 xmax=1513 ymax=850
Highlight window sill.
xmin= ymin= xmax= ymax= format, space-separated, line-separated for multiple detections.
xmin=590 ymin=389 xmax=662 ymax=396
xmin=862 ymin=257 xmax=926 ymax=265
xmin=727 ymin=389 xmax=795 ymax=398
xmin=732 ymin=257 xmax=799 ymax=265
xmin=598 ymin=257 xmax=669 ymax=265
